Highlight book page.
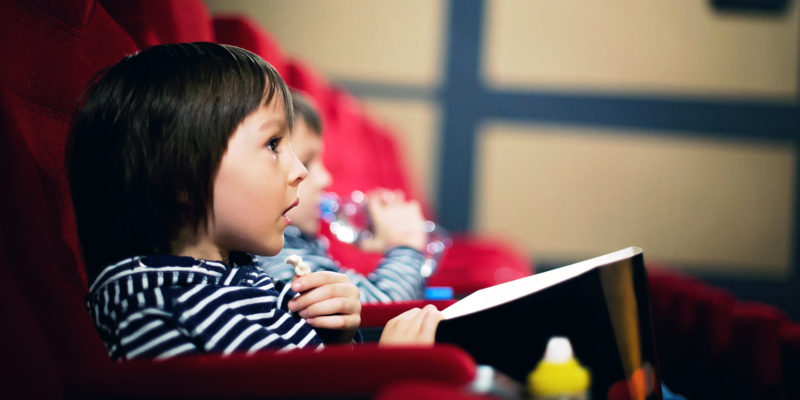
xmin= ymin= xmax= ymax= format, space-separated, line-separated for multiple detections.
xmin=441 ymin=247 xmax=642 ymax=319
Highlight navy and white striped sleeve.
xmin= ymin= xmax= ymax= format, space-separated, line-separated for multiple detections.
xmin=173 ymin=284 xmax=323 ymax=356
xmin=259 ymin=246 xmax=427 ymax=303
xmin=114 ymin=307 xmax=199 ymax=360
xmin=345 ymin=246 xmax=427 ymax=303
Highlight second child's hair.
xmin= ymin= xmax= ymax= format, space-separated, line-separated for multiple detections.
xmin=290 ymin=90 xmax=323 ymax=136
xmin=68 ymin=42 xmax=293 ymax=281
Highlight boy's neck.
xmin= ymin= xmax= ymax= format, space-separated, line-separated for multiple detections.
xmin=171 ymin=226 xmax=228 ymax=264
xmin=178 ymin=245 xmax=228 ymax=264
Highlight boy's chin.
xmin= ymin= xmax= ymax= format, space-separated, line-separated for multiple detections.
xmin=255 ymin=237 xmax=285 ymax=257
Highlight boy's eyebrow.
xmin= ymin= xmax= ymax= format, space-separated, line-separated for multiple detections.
xmin=260 ymin=119 xmax=287 ymax=132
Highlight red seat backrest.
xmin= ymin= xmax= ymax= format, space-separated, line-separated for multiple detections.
xmin=213 ymin=15 xmax=289 ymax=77
xmin=0 ymin=229 xmax=63 ymax=399
xmin=285 ymin=58 xmax=333 ymax=112
xmin=780 ymin=322 xmax=800 ymax=400
xmin=726 ymin=302 xmax=787 ymax=398
xmin=0 ymin=0 xmax=138 ymax=364
xmin=100 ymin=0 xmax=214 ymax=47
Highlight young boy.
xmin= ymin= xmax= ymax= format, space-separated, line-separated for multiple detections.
xmin=256 ymin=92 xmax=432 ymax=303
xmin=68 ymin=42 xmax=440 ymax=360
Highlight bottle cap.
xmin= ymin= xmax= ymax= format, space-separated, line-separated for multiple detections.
xmin=424 ymin=286 xmax=454 ymax=300
xmin=528 ymin=336 xmax=591 ymax=395
xmin=543 ymin=336 xmax=573 ymax=363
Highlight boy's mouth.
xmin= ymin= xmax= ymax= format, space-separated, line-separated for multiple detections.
xmin=282 ymin=199 xmax=300 ymax=216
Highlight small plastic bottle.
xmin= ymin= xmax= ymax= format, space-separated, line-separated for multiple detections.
xmin=319 ymin=190 xmax=452 ymax=277
xmin=527 ymin=336 xmax=591 ymax=400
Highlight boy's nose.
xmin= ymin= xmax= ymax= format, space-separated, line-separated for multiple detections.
xmin=289 ymin=154 xmax=308 ymax=186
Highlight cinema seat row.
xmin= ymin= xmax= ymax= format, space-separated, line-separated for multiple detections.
xmin=0 ymin=0 xmax=525 ymax=398
xmin=1 ymin=0 xmax=797 ymax=398
xmin=648 ymin=269 xmax=800 ymax=399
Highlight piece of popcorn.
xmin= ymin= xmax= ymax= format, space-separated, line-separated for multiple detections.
xmin=285 ymin=254 xmax=303 ymax=267
xmin=294 ymin=261 xmax=311 ymax=276
xmin=285 ymin=255 xmax=311 ymax=276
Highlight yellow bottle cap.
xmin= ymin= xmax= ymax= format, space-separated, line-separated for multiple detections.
xmin=527 ymin=337 xmax=590 ymax=396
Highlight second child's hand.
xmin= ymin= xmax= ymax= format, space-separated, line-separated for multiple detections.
xmin=360 ymin=189 xmax=427 ymax=253
xmin=288 ymin=271 xmax=361 ymax=343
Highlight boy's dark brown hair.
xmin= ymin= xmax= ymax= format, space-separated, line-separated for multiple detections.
xmin=68 ymin=42 xmax=293 ymax=281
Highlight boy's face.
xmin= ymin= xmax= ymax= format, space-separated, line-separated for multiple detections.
xmin=287 ymin=119 xmax=332 ymax=235
xmin=209 ymin=96 xmax=307 ymax=257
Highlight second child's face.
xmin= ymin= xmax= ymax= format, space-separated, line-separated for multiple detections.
xmin=287 ymin=119 xmax=332 ymax=235
xmin=210 ymin=96 xmax=307 ymax=257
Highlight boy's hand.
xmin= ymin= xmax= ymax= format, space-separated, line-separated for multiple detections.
xmin=379 ymin=304 xmax=443 ymax=346
xmin=288 ymin=271 xmax=361 ymax=343
xmin=361 ymin=189 xmax=426 ymax=252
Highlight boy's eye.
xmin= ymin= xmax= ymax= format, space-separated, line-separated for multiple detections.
xmin=267 ymin=136 xmax=283 ymax=152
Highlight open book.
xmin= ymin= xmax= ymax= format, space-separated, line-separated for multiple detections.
xmin=435 ymin=247 xmax=662 ymax=399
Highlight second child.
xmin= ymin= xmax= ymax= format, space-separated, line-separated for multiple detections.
xmin=257 ymin=92 xmax=432 ymax=303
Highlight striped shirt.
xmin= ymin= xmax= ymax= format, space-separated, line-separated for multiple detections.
xmin=256 ymin=226 xmax=429 ymax=303
xmin=86 ymin=253 xmax=323 ymax=361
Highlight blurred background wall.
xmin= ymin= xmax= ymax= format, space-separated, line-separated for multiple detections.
xmin=205 ymin=0 xmax=800 ymax=317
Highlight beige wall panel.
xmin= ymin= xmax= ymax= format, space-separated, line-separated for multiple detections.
xmin=484 ymin=0 xmax=799 ymax=99
xmin=361 ymin=98 xmax=441 ymax=205
xmin=205 ymin=0 xmax=445 ymax=86
xmin=475 ymin=122 xmax=795 ymax=278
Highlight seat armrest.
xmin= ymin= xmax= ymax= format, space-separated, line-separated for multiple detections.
xmin=61 ymin=344 xmax=475 ymax=399
xmin=361 ymin=300 xmax=457 ymax=327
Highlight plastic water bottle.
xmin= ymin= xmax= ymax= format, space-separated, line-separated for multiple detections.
xmin=527 ymin=336 xmax=591 ymax=400
xmin=319 ymin=190 xmax=452 ymax=277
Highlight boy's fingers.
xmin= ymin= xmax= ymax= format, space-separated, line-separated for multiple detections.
xmin=289 ymin=283 xmax=359 ymax=312
xmin=379 ymin=306 xmax=441 ymax=346
xmin=291 ymin=271 xmax=350 ymax=292
xmin=306 ymin=314 xmax=361 ymax=330
xmin=298 ymin=297 xmax=361 ymax=319
xmin=395 ymin=307 xmax=421 ymax=320
xmin=419 ymin=307 xmax=443 ymax=343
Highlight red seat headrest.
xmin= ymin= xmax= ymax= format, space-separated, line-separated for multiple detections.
xmin=100 ymin=0 xmax=214 ymax=48
xmin=213 ymin=15 xmax=288 ymax=77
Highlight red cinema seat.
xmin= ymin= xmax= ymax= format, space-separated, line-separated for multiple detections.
xmin=659 ymin=277 xmax=735 ymax=399
xmin=213 ymin=15 xmax=289 ymax=77
xmin=363 ymin=118 xmax=426 ymax=208
xmin=318 ymin=88 xmax=382 ymax=197
xmin=63 ymin=345 xmax=477 ymax=399
xmin=285 ymin=58 xmax=334 ymax=114
xmin=0 ymin=1 xmax=480 ymax=398
xmin=0 ymin=236 xmax=63 ymax=399
xmin=377 ymin=381 xmax=500 ymax=400
xmin=723 ymin=302 xmax=787 ymax=399
xmin=681 ymin=285 xmax=735 ymax=398
xmin=100 ymin=0 xmax=214 ymax=47
xmin=361 ymin=300 xmax=457 ymax=327
xmin=430 ymin=235 xmax=532 ymax=296
xmin=780 ymin=322 xmax=800 ymax=400
xmin=0 ymin=0 xmax=139 ymax=365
